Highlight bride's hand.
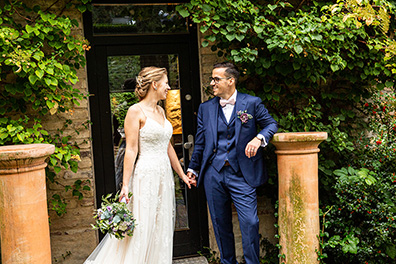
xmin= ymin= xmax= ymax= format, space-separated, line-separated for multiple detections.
xmin=187 ymin=171 xmax=197 ymax=187
xmin=119 ymin=185 xmax=130 ymax=203
xmin=180 ymin=173 xmax=192 ymax=189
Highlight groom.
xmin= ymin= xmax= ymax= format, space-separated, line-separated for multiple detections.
xmin=187 ymin=62 xmax=278 ymax=264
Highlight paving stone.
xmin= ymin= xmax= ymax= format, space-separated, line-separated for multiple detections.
xmin=173 ymin=256 xmax=208 ymax=264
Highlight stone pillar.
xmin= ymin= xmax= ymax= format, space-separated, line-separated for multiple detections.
xmin=271 ymin=132 xmax=327 ymax=264
xmin=0 ymin=144 xmax=55 ymax=264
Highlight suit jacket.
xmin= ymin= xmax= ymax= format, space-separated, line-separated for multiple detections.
xmin=189 ymin=92 xmax=278 ymax=188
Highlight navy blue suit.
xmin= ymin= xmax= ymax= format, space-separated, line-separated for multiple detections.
xmin=189 ymin=92 xmax=278 ymax=264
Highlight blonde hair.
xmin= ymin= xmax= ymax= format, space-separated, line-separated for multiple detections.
xmin=135 ymin=67 xmax=167 ymax=100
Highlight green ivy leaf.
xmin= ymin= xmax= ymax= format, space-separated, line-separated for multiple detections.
xmin=236 ymin=35 xmax=245 ymax=42
xmin=67 ymin=43 xmax=75 ymax=51
xmin=29 ymin=75 xmax=38 ymax=85
xmin=46 ymin=100 xmax=55 ymax=109
xmin=202 ymin=40 xmax=209 ymax=47
xmin=44 ymin=78 xmax=52 ymax=86
xmin=54 ymin=166 xmax=62 ymax=174
xmin=385 ymin=81 xmax=393 ymax=88
xmin=206 ymin=35 xmax=216 ymax=42
xmin=77 ymin=5 xmax=87 ymax=13
xmin=72 ymin=189 xmax=83 ymax=200
xmin=177 ymin=8 xmax=189 ymax=18
xmin=45 ymin=67 xmax=54 ymax=75
xmin=201 ymin=4 xmax=212 ymax=12
xmin=268 ymin=4 xmax=277 ymax=11
xmin=25 ymin=24 xmax=34 ymax=33
xmin=294 ymin=45 xmax=303 ymax=54
xmin=226 ymin=33 xmax=236 ymax=41
xmin=330 ymin=64 xmax=339 ymax=72
xmin=253 ymin=26 xmax=263 ymax=34
xmin=35 ymin=69 xmax=44 ymax=79
xmin=234 ymin=56 xmax=242 ymax=62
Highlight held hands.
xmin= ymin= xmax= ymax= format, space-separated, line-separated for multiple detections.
xmin=186 ymin=171 xmax=197 ymax=187
xmin=245 ymin=137 xmax=261 ymax=158
xmin=181 ymin=173 xmax=196 ymax=189
xmin=119 ymin=184 xmax=131 ymax=203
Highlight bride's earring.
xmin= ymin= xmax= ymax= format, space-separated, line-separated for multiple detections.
xmin=154 ymin=86 xmax=157 ymax=91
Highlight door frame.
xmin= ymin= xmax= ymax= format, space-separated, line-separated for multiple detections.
xmin=83 ymin=0 xmax=209 ymax=258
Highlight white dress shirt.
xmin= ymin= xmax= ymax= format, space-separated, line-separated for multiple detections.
xmin=221 ymin=90 xmax=237 ymax=123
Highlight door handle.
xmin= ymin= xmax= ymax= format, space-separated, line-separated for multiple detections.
xmin=183 ymin=134 xmax=194 ymax=160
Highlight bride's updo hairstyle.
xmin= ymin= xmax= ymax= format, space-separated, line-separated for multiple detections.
xmin=135 ymin=66 xmax=167 ymax=101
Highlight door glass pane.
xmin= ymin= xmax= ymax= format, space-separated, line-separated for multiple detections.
xmin=92 ymin=4 xmax=188 ymax=35
xmin=108 ymin=54 xmax=189 ymax=230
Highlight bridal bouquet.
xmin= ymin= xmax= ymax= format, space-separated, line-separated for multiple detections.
xmin=92 ymin=192 xmax=136 ymax=239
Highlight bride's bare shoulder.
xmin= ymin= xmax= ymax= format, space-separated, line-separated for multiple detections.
xmin=128 ymin=103 xmax=143 ymax=114
xmin=125 ymin=104 xmax=145 ymax=121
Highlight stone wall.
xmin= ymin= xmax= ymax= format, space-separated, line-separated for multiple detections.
xmin=197 ymin=30 xmax=278 ymax=262
xmin=33 ymin=1 xmax=98 ymax=263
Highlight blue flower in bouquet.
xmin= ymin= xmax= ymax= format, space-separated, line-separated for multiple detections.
xmin=92 ymin=192 xmax=136 ymax=239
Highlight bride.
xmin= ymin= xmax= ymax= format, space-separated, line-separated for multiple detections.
xmin=85 ymin=66 xmax=195 ymax=263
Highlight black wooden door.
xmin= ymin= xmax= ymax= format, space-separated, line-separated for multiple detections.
xmin=84 ymin=2 xmax=208 ymax=258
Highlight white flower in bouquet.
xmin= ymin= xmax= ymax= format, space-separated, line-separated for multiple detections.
xmin=91 ymin=192 xmax=136 ymax=239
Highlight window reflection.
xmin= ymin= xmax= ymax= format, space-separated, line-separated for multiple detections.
xmin=92 ymin=4 xmax=188 ymax=35
xmin=107 ymin=54 xmax=189 ymax=230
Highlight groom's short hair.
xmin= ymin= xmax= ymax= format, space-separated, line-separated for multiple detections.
xmin=213 ymin=62 xmax=240 ymax=84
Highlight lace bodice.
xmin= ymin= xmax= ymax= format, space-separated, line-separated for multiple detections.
xmin=138 ymin=117 xmax=173 ymax=158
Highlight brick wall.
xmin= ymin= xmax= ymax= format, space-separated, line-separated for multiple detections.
xmin=197 ymin=30 xmax=277 ymax=262
xmin=31 ymin=1 xmax=98 ymax=263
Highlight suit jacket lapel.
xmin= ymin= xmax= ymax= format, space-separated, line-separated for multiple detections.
xmin=210 ymin=97 xmax=219 ymax=147
xmin=235 ymin=92 xmax=247 ymax=145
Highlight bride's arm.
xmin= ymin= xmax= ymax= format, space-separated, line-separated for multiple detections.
xmin=167 ymin=142 xmax=195 ymax=188
xmin=120 ymin=105 xmax=142 ymax=202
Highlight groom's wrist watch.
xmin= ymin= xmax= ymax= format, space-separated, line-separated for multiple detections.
xmin=256 ymin=134 xmax=267 ymax=147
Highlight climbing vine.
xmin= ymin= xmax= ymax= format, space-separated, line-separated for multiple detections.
xmin=0 ymin=0 xmax=92 ymax=216
xmin=177 ymin=0 xmax=396 ymax=262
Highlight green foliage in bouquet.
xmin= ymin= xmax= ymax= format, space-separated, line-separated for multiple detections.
xmin=92 ymin=192 xmax=136 ymax=240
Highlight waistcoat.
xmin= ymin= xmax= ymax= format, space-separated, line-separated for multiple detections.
xmin=212 ymin=105 xmax=239 ymax=172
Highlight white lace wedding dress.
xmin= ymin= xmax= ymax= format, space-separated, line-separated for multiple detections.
xmin=85 ymin=108 xmax=175 ymax=264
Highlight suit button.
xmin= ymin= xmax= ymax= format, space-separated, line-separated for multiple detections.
xmin=227 ymin=151 xmax=229 ymax=153
xmin=213 ymin=149 xmax=216 ymax=153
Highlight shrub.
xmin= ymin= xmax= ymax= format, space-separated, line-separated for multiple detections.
xmin=321 ymin=90 xmax=396 ymax=263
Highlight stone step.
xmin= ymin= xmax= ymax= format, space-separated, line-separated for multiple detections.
xmin=173 ymin=256 xmax=208 ymax=264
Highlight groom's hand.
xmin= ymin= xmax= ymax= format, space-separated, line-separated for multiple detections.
xmin=187 ymin=171 xmax=197 ymax=187
xmin=245 ymin=137 xmax=261 ymax=158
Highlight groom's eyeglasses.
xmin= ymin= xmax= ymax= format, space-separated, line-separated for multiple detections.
xmin=209 ymin=76 xmax=232 ymax=84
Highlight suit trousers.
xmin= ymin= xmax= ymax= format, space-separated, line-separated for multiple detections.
xmin=204 ymin=164 xmax=260 ymax=264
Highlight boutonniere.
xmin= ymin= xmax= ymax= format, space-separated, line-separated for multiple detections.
xmin=237 ymin=110 xmax=253 ymax=124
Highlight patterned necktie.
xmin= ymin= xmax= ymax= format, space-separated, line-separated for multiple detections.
xmin=219 ymin=98 xmax=236 ymax=107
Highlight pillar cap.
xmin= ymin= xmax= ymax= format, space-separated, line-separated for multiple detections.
xmin=271 ymin=132 xmax=328 ymax=152
xmin=0 ymin=144 xmax=55 ymax=170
